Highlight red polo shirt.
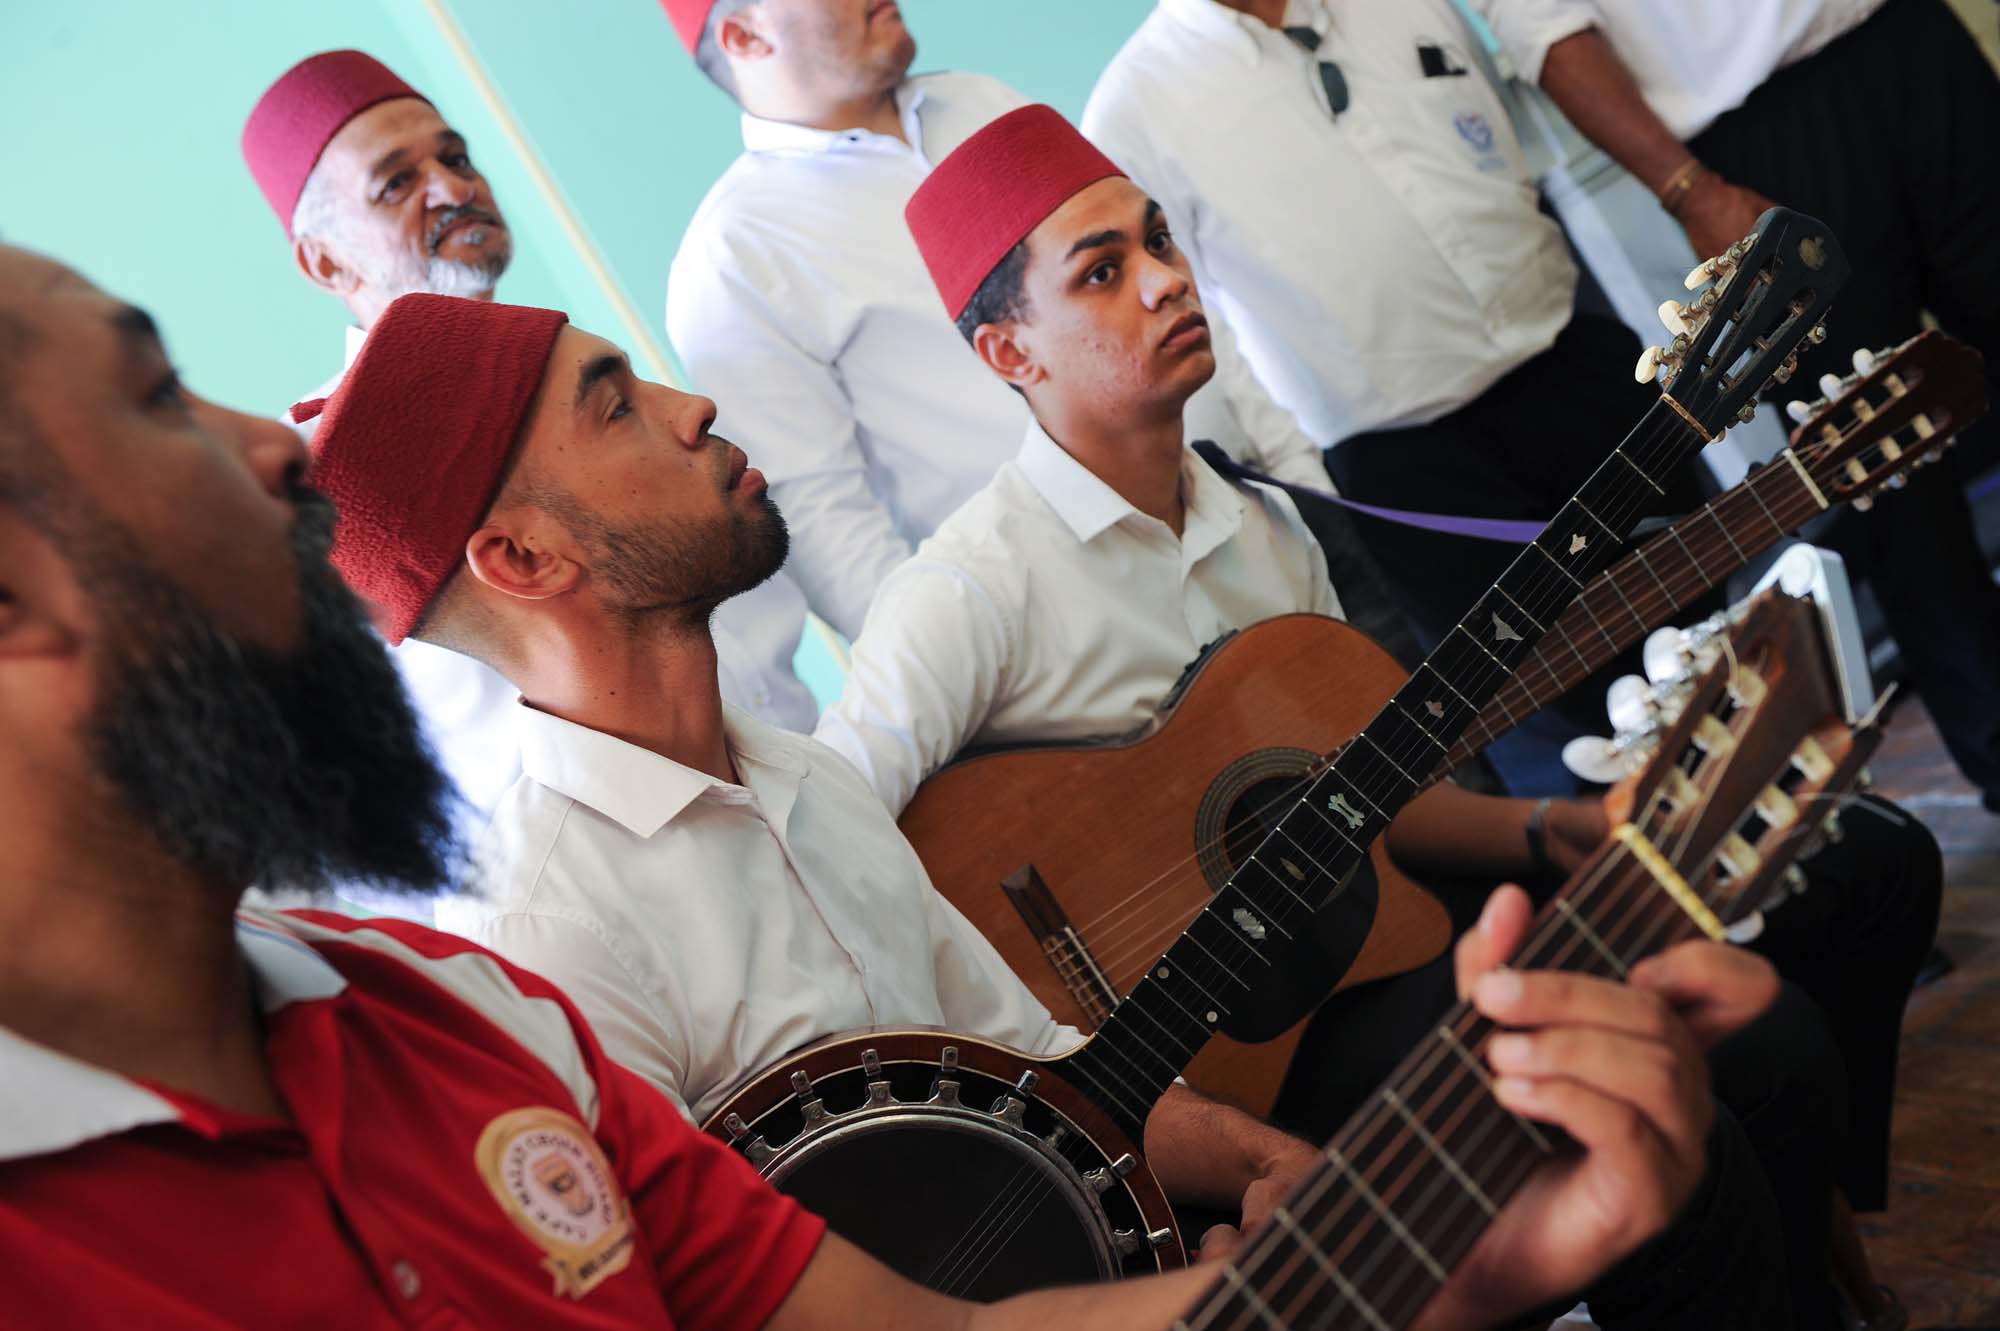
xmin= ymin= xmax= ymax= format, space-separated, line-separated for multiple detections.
xmin=0 ymin=907 xmax=826 ymax=1329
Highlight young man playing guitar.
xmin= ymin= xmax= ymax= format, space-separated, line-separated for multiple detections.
xmin=815 ymin=106 xmax=1942 ymax=1329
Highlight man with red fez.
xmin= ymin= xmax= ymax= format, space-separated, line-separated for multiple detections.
xmin=657 ymin=1 xmax=1398 ymax=713
xmin=241 ymin=49 xmax=816 ymax=870
xmin=818 ymin=106 xmax=1943 ymax=1331
xmin=298 ymin=288 xmax=1775 ymax=1324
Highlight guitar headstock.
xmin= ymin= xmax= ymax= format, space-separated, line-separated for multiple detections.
xmin=1604 ymin=589 xmax=1869 ymax=929
xmin=1785 ymin=331 xmax=1989 ymax=511
xmin=1636 ymin=207 xmax=1849 ymax=434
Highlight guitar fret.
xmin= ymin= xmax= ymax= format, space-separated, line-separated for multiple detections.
xmin=1437 ymin=1022 xmax=1554 ymax=1154
xmin=1599 ymin=568 xmax=1651 ymax=636
xmin=1703 ymin=503 xmax=1750 ymax=564
xmin=1574 ymin=498 xmax=1621 ymax=540
xmin=1271 ymin=1207 xmax=1395 ymax=1331
xmin=1359 ymin=732 xmax=1420 ymax=787
xmin=1630 ymin=546 xmax=1676 ymax=604
xmin=1218 ymin=1263 xmax=1285 ymax=1329
xmin=1744 ymin=467 xmax=1795 ymax=533
xmin=1269 ymin=828 xmax=1346 ymax=897
xmin=1531 ymin=539 xmax=1584 ymax=588
xmin=1554 ymin=898 xmax=1629 ymax=978
xmin=1571 ymin=590 xmax=1624 ymax=655
xmin=1119 ymin=992 xmax=1204 ymax=1063
xmin=1420 ymin=661 xmax=1480 ymax=715
xmin=1381 ymin=1088 xmax=1498 ymax=1218
xmin=1294 ymin=798 xmax=1366 ymax=858
xmin=1615 ymin=448 xmax=1667 ymax=494
xmin=1394 ymin=699 xmax=1452 ymax=751
xmin=1492 ymin=585 xmax=1544 ymax=634
xmin=1663 ymin=526 xmax=1709 ymax=585
xmin=1323 ymin=1144 xmax=1449 ymax=1282
xmin=1244 ymin=852 xmax=1314 ymax=909
xmin=1451 ymin=620 xmax=1511 ymax=673
xmin=1546 ymin=622 xmax=1594 ymax=680
xmin=1178 ymin=930 xmax=1250 ymax=997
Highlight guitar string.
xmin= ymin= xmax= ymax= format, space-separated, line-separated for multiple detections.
xmin=1225 ymin=657 xmax=1810 ymax=1329
xmin=1059 ymin=450 xmax=1840 ymax=985
xmin=1053 ymin=404 xmax=1694 ymax=960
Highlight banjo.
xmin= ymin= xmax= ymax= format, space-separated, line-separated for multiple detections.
xmin=704 ymin=209 xmax=1848 ymax=1299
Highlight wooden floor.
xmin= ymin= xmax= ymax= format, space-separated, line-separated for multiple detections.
xmin=1853 ymin=698 xmax=2000 ymax=1327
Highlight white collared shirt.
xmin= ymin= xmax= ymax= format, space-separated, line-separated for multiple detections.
xmin=289 ymin=327 xmax=821 ymax=857
xmin=1469 ymin=0 xmax=1884 ymax=140
xmin=667 ymin=69 xmax=1335 ymax=644
xmin=814 ymin=421 xmax=1341 ymax=815
xmin=437 ymin=703 xmax=1080 ymax=1123
xmin=1082 ymin=0 xmax=1579 ymax=445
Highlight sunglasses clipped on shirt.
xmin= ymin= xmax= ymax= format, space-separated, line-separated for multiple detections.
xmin=1283 ymin=25 xmax=1350 ymax=118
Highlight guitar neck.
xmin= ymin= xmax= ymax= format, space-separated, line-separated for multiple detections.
xmin=1433 ymin=447 xmax=1836 ymax=783
xmin=1174 ymin=845 xmax=1706 ymax=1331
xmin=1054 ymin=398 xmax=1711 ymax=1145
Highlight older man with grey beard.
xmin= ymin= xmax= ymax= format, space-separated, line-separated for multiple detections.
xmin=240 ymin=51 xmax=818 ymax=887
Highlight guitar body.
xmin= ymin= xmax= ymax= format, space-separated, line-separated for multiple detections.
xmin=899 ymin=614 xmax=1453 ymax=1117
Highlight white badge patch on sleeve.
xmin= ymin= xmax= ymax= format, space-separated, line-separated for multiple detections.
xmin=476 ymin=1106 xmax=637 ymax=1299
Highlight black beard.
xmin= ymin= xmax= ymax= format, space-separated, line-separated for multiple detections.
xmin=78 ymin=485 xmax=462 ymax=901
xmin=568 ymin=488 xmax=791 ymax=629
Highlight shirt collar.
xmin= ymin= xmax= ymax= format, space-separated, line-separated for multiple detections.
xmin=342 ymin=323 xmax=367 ymax=370
xmin=739 ymin=78 xmax=928 ymax=158
xmin=0 ymin=911 xmax=348 ymax=1164
xmin=514 ymin=701 xmax=809 ymax=839
xmin=1013 ymin=417 xmax=1247 ymax=551
xmin=1157 ymin=0 xmax=1273 ymax=65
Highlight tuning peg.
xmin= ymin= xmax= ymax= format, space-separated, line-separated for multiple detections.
xmin=1657 ymin=300 xmax=1690 ymax=336
xmin=1770 ymin=352 xmax=1801 ymax=385
xmin=1737 ymin=402 xmax=1758 ymax=424
xmin=1683 ymin=259 xmax=1717 ymax=290
xmin=1726 ymin=234 xmax=1757 ymax=261
xmin=1853 ymin=495 xmax=1874 ymax=512
xmin=1852 ymin=347 xmax=1877 ymax=376
xmin=1887 ymin=473 xmax=1908 ymax=490
xmin=1635 ymin=345 xmax=1665 ymax=383
xmin=1643 ymin=626 xmax=1687 ymax=684
xmin=1607 ymin=674 xmax=1652 ymax=733
xmin=1784 ymin=399 xmax=1814 ymax=424
xmin=1807 ymin=323 xmax=1828 ymax=345
xmin=1817 ymin=372 xmax=1845 ymax=400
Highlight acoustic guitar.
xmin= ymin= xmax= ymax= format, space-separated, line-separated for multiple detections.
xmin=900 ymin=327 xmax=1980 ymax=1118
xmin=706 ymin=210 xmax=1846 ymax=1300
xmin=1174 ymin=585 xmax=1885 ymax=1328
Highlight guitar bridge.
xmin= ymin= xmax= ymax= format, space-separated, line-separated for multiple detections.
xmin=1003 ymin=864 xmax=1119 ymax=1028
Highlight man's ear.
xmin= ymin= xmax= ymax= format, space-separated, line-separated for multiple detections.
xmin=972 ymin=321 xmax=1042 ymax=391
xmin=0 ymin=526 xmax=84 ymax=662
xmin=293 ymin=234 xmax=360 ymax=297
xmin=717 ymin=7 xmax=775 ymax=61
xmin=462 ymin=515 xmax=580 ymax=604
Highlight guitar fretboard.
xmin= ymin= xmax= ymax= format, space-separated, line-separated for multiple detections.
xmin=1055 ymin=397 xmax=1712 ymax=1144
xmin=1176 ymin=839 xmax=1708 ymax=1331
xmin=1431 ymin=442 xmax=1840 ymax=782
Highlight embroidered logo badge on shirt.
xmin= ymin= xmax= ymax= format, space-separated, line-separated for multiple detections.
xmin=1452 ymin=110 xmax=1507 ymax=173
xmin=476 ymin=1106 xmax=636 ymax=1300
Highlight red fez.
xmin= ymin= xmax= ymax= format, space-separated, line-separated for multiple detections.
xmin=301 ymin=294 xmax=569 ymax=645
xmin=660 ymin=0 xmax=719 ymax=54
xmin=243 ymin=50 xmax=429 ymax=235
xmin=906 ymin=105 xmax=1125 ymax=320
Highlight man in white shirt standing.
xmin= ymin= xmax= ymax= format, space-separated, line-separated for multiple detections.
xmin=306 ymin=290 xmax=1350 ymax=1256
xmin=818 ymin=106 xmax=1947 ymax=1331
xmin=1473 ymin=0 xmax=2000 ymax=816
xmin=240 ymin=50 xmax=816 ymax=856
xmin=1082 ymin=0 xmax=1710 ymax=795
xmin=656 ymin=1 xmax=1412 ymax=672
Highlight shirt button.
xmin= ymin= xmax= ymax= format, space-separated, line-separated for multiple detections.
xmin=392 ymin=1260 xmax=422 ymax=1300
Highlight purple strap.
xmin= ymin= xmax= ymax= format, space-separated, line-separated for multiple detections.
xmin=1192 ymin=441 xmax=1545 ymax=544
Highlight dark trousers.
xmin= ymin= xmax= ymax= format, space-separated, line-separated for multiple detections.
xmin=1326 ymin=313 xmax=1711 ymax=796
xmin=1691 ymin=0 xmax=2000 ymax=804
xmin=1271 ymin=796 xmax=1942 ymax=1329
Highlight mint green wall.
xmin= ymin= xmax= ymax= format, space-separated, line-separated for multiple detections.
xmin=0 ymin=0 xmax=1153 ymax=415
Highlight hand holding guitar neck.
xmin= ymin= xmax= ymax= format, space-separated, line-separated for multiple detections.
xmin=1398 ymin=886 xmax=1777 ymax=1331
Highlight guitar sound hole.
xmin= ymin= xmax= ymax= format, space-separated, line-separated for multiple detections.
xmin=1221 ymin=775 xmax=1314 ymax=876
xmin=1194 ymin=746 xmax=1322 ymax=890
